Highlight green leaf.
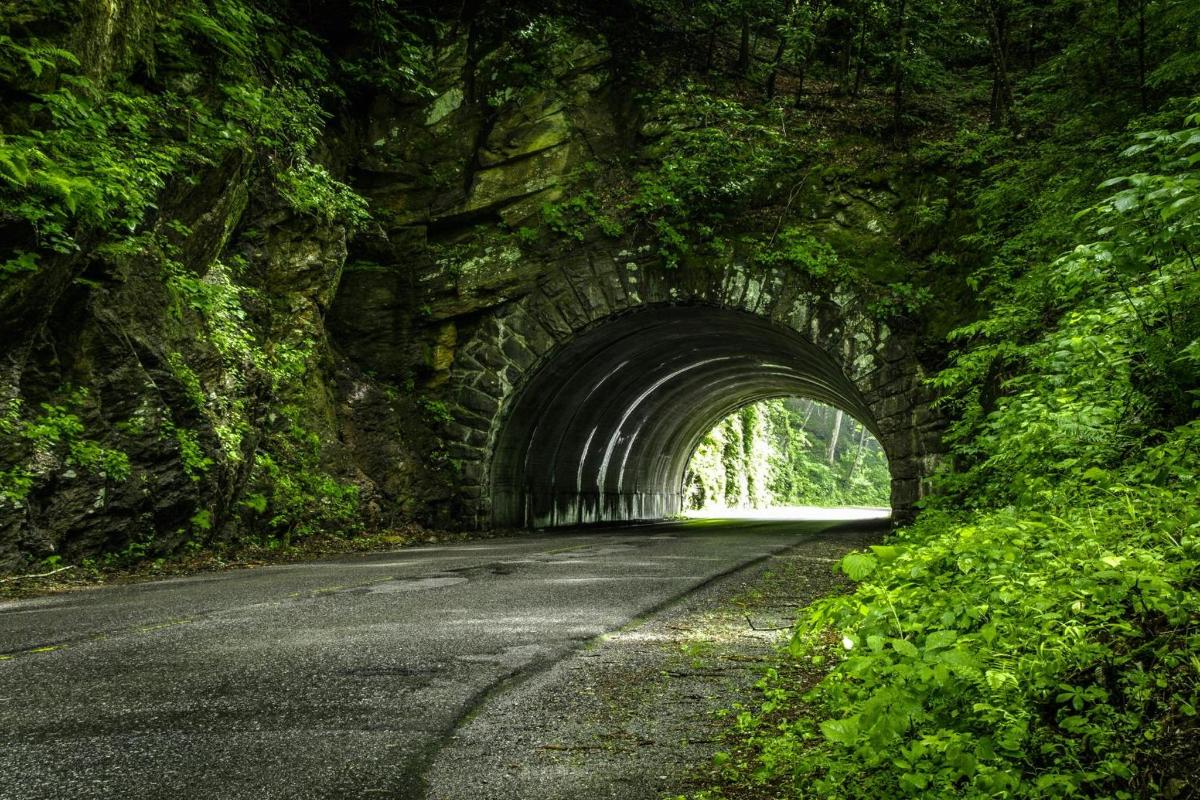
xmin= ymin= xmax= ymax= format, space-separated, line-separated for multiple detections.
xmin=0 ymin=148 xmax=32 ymax=185
xmin=892 ymin=638 xmax=919 ymax=659
xmin=819 ymin=715 xmax=860 ymax=746
xmin=941 ymin=647 xmax=980 ymax=670
xmin=841 ymin=552 xmax=877 ymax=580
xmin=870 ymin=544 xmax=904 ymax=563
xmin=924 ymin=629 xmax=958 ymax=651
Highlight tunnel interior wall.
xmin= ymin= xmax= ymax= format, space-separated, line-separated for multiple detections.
xmin=489 ymin=307 xmax=883 ymax=528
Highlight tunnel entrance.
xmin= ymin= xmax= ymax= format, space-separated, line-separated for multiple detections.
xmin=683 ymin=397 xmax=890 ymax=517
xmin=489 ymin=305 xmax=889 ymax=529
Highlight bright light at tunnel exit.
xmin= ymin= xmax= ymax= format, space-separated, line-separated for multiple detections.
xmin=683 ymin=396 xmax=891 ymax=517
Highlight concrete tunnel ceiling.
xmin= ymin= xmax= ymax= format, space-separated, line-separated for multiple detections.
xmin=490 ymin=305 xmax=885 ymax=528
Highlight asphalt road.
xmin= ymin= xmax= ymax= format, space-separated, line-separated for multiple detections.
xmin=0 ymin=517 xmax=883 ymax=800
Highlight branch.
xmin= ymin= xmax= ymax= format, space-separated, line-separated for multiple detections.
xmin=0 ymin=565 xmax=74 ymax=583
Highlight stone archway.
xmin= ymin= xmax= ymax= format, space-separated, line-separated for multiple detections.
xmin=491 ymin=305 xmax=881 ymax=527
xmin=442 ymin=245 xmax=943 ymax=528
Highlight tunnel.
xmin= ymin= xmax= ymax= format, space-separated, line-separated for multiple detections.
xmin=490 ymin=305 xmax=885 ymax=528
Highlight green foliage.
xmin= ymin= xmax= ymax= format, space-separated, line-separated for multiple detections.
xmin=735 ymin=465 xmax=1200 ymax=798
xmin=477 ymin=13 xmax=584 ymax=107
xmin=751 ymin=227 xmax=841 ymax=279
xmin=0 ymin=0 xmax=390 ymax=550
xmin=419 ymin=397 xmax=454 ymax=426
xmin=0 ymin=250 xmax=39 ymax=277
xmin=0 ymin=0 xmax=373 ymax=269
xmin=931 ymin=102 xmax=1200 ymax=506
xmin=166 ymin=352 xmax=205 ymax=411
xmin=243 ymin=410 xmax=360 ymax=545
xmin=336 ymin=0 xmax=432 ymax=94
xmin=0 ymin=390 xmax=130 ymax=505
xmin=275 ymin=161 xmax=369 ymax=227
xmin=631 ymin=85 xmax=797 ymax=265
xmin=0 ymin=32 xmax=78 ymax=81
xmin=686 ymin=398 xmax=890 ymax=511
xmin=544 ymin=79 xmax=807 ymax=265
xmin=169 ymin=423 xmax=213 ymax=481
xmin=240 ymin=492 xmax=268 ymax=514
xmin=540 ymin=190 xmax=623 ymax=241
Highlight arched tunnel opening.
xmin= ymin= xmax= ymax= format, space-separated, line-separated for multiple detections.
xmin=682 ymin=396 xmax=891 ymax=517
xmin=490 ymin=305 xmax=894 ymax=529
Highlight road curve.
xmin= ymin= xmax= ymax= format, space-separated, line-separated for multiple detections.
xmin=0 ymin=517 xmax=881 ymax=799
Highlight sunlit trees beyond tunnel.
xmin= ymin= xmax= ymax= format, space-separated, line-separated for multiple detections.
xmin=684 ymin=399 xmax=889 ymax=512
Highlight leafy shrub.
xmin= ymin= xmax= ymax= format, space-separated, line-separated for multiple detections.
xmin=239 ymin=408 xmax=361 ymax=546
xmin=734 ymin=443 xmax=1199 ymax=798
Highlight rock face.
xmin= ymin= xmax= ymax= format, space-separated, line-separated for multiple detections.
xmin=0 ymin=12 xmax=946 ymax=570
xmin=329 ymin=27 xmax=945 ymax=532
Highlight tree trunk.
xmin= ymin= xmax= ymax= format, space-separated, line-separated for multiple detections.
xmin=800 ymin=398 xmax=816 ymax=430
xmin=853 ymin=44 xmax=867 ymax=94
xmin=827 ymin=408 xmax=844 ymax=465
xmin=738 ymin=14 xmax=751 ymax=74
xmin=1137 ymin=0 xmax=1147 ymax=110
xmin=891 ymin=0 xmax=909 ymax=141
xmin=846 ymin=425 xmax=868 ymax=482
xmin=852 ymin=7 xmax=868 ymax=97
xmin=790 ymin=0 xmax=833 ymax=108
xmin=767 ymin=0 xmax=798 ymax=98
xmin=983 ymin=0 xmax=1015 ymax=128
xmin=838 ymin=43 xmax=850 ymax=92
xmin=766 ymin=35 xmax=787 ymax=98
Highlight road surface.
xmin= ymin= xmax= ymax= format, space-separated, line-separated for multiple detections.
xmin=0 ymin=517 xmax=884 ymax=799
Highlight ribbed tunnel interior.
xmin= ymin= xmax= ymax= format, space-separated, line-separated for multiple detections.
xmin=491 ymin=305 xmax=884 ymax=528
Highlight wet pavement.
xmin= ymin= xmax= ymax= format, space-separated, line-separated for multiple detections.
xmin=0 ymin=516 xmax=885 ymax=799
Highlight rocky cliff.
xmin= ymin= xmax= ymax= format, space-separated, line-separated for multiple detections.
xmin=0 ymin=1 xmax=953 ymax=570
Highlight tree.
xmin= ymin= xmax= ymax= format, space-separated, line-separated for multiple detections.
xmin=826 ymin=408 xmax=843 ymax=464
xmin=979 ymin=0 xmax=1015 ymax=127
